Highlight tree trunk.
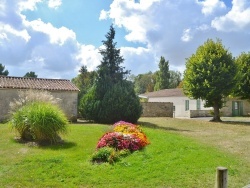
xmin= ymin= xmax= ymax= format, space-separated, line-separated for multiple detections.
xmin=211 ymin=102 xmax=222 ymax=122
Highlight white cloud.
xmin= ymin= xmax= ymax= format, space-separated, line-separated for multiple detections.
xmin=99 ymin=9 xmax=108 ymax=20
xmin=0 ymin=1 xmax=6 ymax=16
xmin=0 ymin=0 xmax=81 ymax=79
xmin=2 ymin=0 xmax=250 ymax=80
xmin=196 ymin=0 xmax=226 ymax=15
xmin=48 ymin=0 xmax=62 ymax=9
xmin=181 ymin=28 xmax=192 ymax=42
xmin=24 ymin=19 xmax=76 ymax=45
xmin=0 ymin=23 xmax=30 ymax=42
xmin=212 ymin=0 xmax=250 ymax=31
xmin=76 ymin=44 xmax=102 ymax=72
xmin=100 ymin=0 xmax=160 ymax=43
xmin=18 ymin=0 xmax=42 ymax=11
xmin=120 ymin=47 xmax=157 ymax=75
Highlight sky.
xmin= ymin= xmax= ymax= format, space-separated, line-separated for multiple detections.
xmin=0 ymin=0 xmax=250 ymax=80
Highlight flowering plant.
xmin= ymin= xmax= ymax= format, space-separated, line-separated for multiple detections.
xmin=96 ymin=121 xmax=150 ymax=152
xmin=92 ymin=121 xmax=150 ymax=164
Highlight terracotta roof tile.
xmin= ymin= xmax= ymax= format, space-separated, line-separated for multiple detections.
xmin=139 ymin=88 xmax=185 ymax=98
xmin=0 ymin=76 xmax=79 ymax=91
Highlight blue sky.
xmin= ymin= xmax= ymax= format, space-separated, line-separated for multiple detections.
xmin=1 ymin=0 xmax=250 ymax=79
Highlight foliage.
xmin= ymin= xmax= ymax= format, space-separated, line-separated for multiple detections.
xmin=97 ymin=81 xmax=142 ymax=124
xmin=23 ymin=71 xmax=38 ymax=78
xmin=0 ymin=63 xmax=9 ymax=76
xmin=183 ymin=39 xmax=236 ymax=121
xmin=233 ymin=52 xmax=250 ymax=100
xmin=154 ymin=56 xmax=170 ymax=91
xmin=169 ymin=70 xmax=182 ymax=88
xmin=71 ymin=65 xmax=97 ymax=111
xmin=91 ymin=147 xmax=130 ymax=164
xmin=98 ymin=25 xmax=129 ymax=83
xmin=80 ymin=25 xmax=141 ymax=124
xmin=11 ymin=101 xmax=68 ymax=144
xmin=92 ymin=121 xmax=149 ymax=164
xmin=9 ymin=90 xmax=61 ymax=115
xmin=132 ymin=70 xmax=181 ymax=94
xmin=133 ymin=72 xmax=156 ymax=94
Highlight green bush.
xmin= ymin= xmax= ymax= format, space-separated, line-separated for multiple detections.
xmin=11 ymin=101 xmax=68 ymax=144
xmin=80 ymin=81 xmax=142 ymax=124
xmin=91 ymin=147 xmax=130 ymax=164
xmin=79 ymin=86 xmax=101 ymax=122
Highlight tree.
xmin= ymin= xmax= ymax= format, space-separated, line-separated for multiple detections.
xmin=24 ymin=71 xmax=38 ymax=78
xmin=183 ymin=39 xmax=236 ymax=122
xmin=134 ymin=72 xmax=156 ymax=94
xmin=234 ymin=52 xmax=250 ymax=100
xmin=71 ymin=65 xmax=97 ymax=110
xmin=169 ymin=70 xmax=182 ymax=88
xmin=0 ymin=63 xmax=9 ymax=76
xmin=154 ymin=56 xmax=170 ymax=91
xmin=80 ymin=25 xmax=142 ymax=123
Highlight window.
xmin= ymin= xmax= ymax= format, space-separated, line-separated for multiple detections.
xmin=196 ymin=99 xmax=201 ymax=110
xmin=185 ymin=100 xmax=189 ymax=111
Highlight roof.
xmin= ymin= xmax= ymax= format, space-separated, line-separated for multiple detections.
xmin=139 ymin=88 xmax=185 ymax=98
xmin=0 ymin=76 xmax=79 ymax=91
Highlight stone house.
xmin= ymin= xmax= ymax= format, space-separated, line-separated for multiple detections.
xmin=0 ymin=76 xmax=79 ymax=122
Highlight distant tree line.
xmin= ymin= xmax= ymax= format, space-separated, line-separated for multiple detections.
xmin=0 ymin=64 xmax=38 ymax=78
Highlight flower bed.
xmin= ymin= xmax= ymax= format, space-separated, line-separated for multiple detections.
xmin=92 ymin=121 xmax=150 ymax=164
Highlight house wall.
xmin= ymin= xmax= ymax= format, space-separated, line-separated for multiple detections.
xmin=141 ymin=102 xmax=173 ymax=117
xmin=148 ymin=97 xmax=212 ymax=117
xmin=0 ymin=89 xmax=78 ymax=122
xmin=221 ymin=98 xmax=250 ymax=116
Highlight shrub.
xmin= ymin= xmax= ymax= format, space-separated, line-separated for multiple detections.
xmin=80 ymin=81 xmax=142 ymax=124
xmin=11 ymin=101 xmax=68 ymax=144
xmin=91 ymin=147 xmax=130 ymax=164
xmin=92 ymin=121 xmax=150 ymax=164
xmin=98 ymin=81 xmax=142 ymax=124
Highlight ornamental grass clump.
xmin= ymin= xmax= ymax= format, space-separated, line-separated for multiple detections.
xmin=11 ymin=101 xmax=68 ymax=144
xmin=92 ymin=121 xmax=149 ymax=164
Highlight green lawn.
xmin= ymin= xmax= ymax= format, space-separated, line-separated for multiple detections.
xmin=0 ymin=119 xmax=249 ymax=188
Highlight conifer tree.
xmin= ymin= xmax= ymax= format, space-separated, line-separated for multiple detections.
xmin=154 ymin=56 xmax=170 ymax=91
xmin=80 ymin=25 xmax=142 ymax=123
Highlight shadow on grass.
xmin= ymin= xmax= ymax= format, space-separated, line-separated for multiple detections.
xmin=139 ymin=121 xmax=191 ymax=132
xmin=41 ymin=141 xmax=77 ymax=150
xmin=13 ymin=137 xmax=77 ymax=150
xmin=219 ymin=121 xmax=250 ymax=126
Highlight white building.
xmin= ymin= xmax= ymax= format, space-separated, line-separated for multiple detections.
xmin=139 ymin=88 xmax=212 ymax=118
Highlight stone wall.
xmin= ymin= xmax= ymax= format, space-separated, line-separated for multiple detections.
xmin=189 ymin=110 xmax=212 ymax=118
xmin=221 ymin=98 xmax=250 ymax=116
xmin=0 ymin=89 xmax=78 ymax=122
xmin=141 ymin=102 xmax=173 ymax=117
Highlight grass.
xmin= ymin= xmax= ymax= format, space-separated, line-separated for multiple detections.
xmin=0 ymin=118 xmax=249 ymax=187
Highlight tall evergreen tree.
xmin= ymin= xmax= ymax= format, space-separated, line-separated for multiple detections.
xmin=97 ymin=25 xmax=129 ymax=83
xmin=154 ymin=56 xmax=170 ymax=91
xmin=80 ymin=25 xmax=142 ymax=123
xmin=0 ymin=63 xmax=9 ymax=76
